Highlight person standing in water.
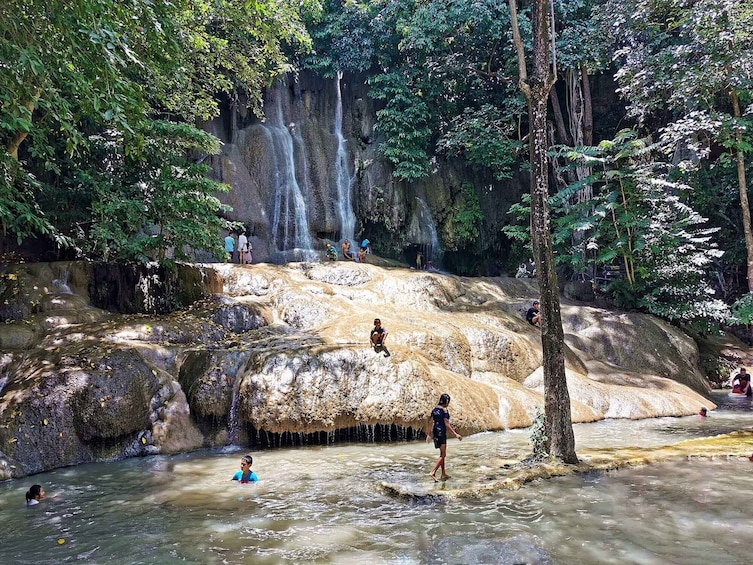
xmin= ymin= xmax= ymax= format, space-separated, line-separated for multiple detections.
xmin=25 ymin=484 xmax=45 ymax=506
xmin=425 ymin=393 xmax=462 ymax=481
xmin=231 ymin=455 xmax=259 ymax=483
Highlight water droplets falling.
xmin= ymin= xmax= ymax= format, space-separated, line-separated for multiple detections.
xmin=243 ymin=424 xmax=422 ymax=448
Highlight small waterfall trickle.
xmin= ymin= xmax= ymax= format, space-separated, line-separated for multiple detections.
xmin=334 ymin=71 xmax=356 ymax=244
xmin=265 ymin=87 xmax=314 ymax=259
xmin=227 ymin=376 xmax=242 ymax=446
xmin=52 ymin=270 xmax=72 ymax=294
xmin=414 ymin=197 xmax=441 ymax=265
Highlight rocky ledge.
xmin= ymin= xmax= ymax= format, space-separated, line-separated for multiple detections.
xmin=0 ymin=261 xmax=718 ymax=479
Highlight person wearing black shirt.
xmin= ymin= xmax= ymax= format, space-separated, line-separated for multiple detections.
xmin=370 ymin=318 xmax=388 ymax=347
xmin=736 ymin=367 xmax=752 ymax=397
xmin=526 ymin=300 xmax=540 ymax=327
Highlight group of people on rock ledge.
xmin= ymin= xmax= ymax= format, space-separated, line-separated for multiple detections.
xmin=224 ymin=231 xmax=253 ymax=265
xmin=328 ymin=238 xmax=369 ymax=262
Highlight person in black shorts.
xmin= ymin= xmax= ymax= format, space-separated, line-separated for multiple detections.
xmin=370 ymin=318 xmax=390 ymax=356
xmin=425 ymin=393 xmax=462 ymax=481
xmin=370 ymin=318 xmax=387 ymax=347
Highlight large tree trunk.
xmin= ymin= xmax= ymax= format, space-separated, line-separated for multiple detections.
xmin=731 ymin=91 xmax=753 ymax=293
xmin=509 ymin=0 xmax=578 ymax=464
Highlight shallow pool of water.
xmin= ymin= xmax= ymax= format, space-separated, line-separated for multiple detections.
xmin=1 ymin=391 xmax=751 ymax=564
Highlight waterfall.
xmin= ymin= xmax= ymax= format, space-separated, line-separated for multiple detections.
xmin=227 ymin=377 xmax=242 ymax=446
xmin=334 ymin=71 xmax=355 ymax=244
xmin=414 ymin=197 xmax=441 ymax=264
xmin=52 ymin=270 xmax=72 ymax=294
xmin=265 ymin=87 xmax=314 ymax=258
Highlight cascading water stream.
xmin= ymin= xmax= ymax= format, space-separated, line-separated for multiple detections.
xmin=226 ymin=376 xmax=242 ymax=446
xmin=334 ymin=71 xmax=355 ymax=244
xmin=265 ymin=86 xmax=314 ymax=258
xmin=52 ymin=270 xmax=72 ymax=294
xmin=414 ymin=197 xmax=441 ymax=263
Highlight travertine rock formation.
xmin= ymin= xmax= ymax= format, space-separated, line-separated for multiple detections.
xmin=0 ymin=261 xmax=713 ymax=479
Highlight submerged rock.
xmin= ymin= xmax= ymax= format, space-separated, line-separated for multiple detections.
xmin=0 ymin=261 xmax=725 ymax=479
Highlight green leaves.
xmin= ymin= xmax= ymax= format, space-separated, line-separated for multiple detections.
xmin=550 ymin=130 xmax=729 ymax=323
xmin=448 ymin=183 xmax=484 ymax=251
xmin=602 ymin=0 xmax=753 ymax=122
xmin=79 ymin=120 xmax=236 ymax=263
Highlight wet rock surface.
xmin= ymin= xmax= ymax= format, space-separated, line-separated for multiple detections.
xmin=378 ymin=429 xmax=753 ymax=501
xmin=0 ymin=261 xmax=723 ymax=479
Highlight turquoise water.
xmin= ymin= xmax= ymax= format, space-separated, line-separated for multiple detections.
xmin=1 ymin=392 xmax=751 ymax=564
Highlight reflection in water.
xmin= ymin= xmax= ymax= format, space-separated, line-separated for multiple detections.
xmin=1 ymin=392 xmax=752 ymax=564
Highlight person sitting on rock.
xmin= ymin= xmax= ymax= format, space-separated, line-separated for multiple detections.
xmin=326 ymin=243 xmax=338 ymax=261
xmin=526 ymin=300 xmax=540 ymax=327
xmin=341 ymin=239 xmax=354 ymax=260
xmin=370 ymin=318 xmax=387 ymax=346
xmin=370 ymin=318 xmax=390 ymax=357
xmin=357 ymin=247 xmax=367 ymax=263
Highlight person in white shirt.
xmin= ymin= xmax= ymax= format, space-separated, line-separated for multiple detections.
xmin=25 ymin=484 xmax=45 ymax=506
xmin=237 ymin=232 xmax=249 ymax=265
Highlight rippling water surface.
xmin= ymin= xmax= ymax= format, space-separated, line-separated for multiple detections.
xmin=1 ymin=392 xmax=752 ymax=564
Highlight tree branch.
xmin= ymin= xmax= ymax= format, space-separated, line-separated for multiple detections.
xmin=508 ymin=0 xmax=531 ymax=99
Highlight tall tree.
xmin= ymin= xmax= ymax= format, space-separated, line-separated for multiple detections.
xmin=509 ymin=0 xmax=578 ymax=463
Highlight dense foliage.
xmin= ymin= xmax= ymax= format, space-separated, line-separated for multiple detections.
xmin=0 ymin=0 xmax=319 ymax=261
xmin=3 ymin=0 xmax=753 ymax=327
xmin=598 ymin=0 xmax=753 ymax=303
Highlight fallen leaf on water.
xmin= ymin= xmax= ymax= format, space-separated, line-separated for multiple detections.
xmin=141 ymin=436 xmax=147 ymax=444
xmin=100 ymin=402 xmax=105 ymax=408
xmin=57 ymin=538 xmax=65 ymax=545
xmin=43 ymin=419 xmax=48 ymax=426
